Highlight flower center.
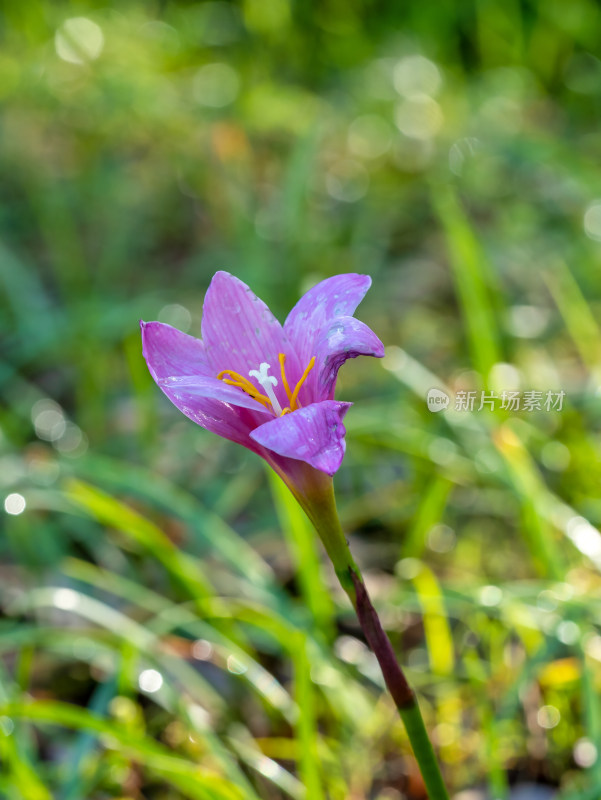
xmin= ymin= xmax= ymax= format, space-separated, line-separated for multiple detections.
xmin=217 ymin=353 xmax=316 ymax=416
xmin=249 ymin=362 xmax=282 ymax=415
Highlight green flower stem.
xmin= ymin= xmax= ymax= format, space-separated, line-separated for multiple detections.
xmin=295 ymin=475 xmax=450 ymax=800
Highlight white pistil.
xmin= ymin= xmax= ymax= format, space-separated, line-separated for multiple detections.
xmin=249 ymin=363 xmax=282 ymax=415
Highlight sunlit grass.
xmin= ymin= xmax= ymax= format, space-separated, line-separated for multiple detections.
xmin=2 ymin=0 xmax=601 ymax=797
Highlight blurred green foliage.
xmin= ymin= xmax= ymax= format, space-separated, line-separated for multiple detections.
xmin=2 ymin=0 xmax=601 ymax=798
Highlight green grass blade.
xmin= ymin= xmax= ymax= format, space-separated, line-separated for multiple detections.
xmin=432 ymin=183 xmax=502 ymax=382
xmin=290 ymin=632 xmax=324 ymax=799
xmin=543 ymin=260 xmax=601 ymax=373
xmin=1 ymin=700 xmax=246 ymax=800
xmin=63 ymin=478 xmax=212 ymax=604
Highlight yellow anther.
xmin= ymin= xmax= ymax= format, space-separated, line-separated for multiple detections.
xmin=278 ymin=353 xmax=293 ymax=404
xmin=217 ymin=369 xmax=258 ymax=395
xmin=289 ymin=356 xmax=316 ymax=411
xmin=217 ymin=369 xmax=272 ymax=408
xmin=217 ymin=368 xmax=248 ymax=384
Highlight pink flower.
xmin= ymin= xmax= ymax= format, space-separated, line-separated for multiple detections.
xmin=141 ymin=272 xmax=383 ymax=496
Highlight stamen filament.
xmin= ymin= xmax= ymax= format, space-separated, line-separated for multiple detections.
xmin=221 ymin=379 xmax=272 ymax=407
xmin=278 ymin=353 xmax=293 ymax=404
xmin=217 ymin=368 xmax=251 ymax=385
xmin=289 ymin=356 xmax=316 ymax=410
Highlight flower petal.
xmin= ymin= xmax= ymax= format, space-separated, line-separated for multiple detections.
xmin=249 ymin=401 xmax=352 ymax=475
xmin=284 ymin=274 xmax=372 ymax=367
xmin=141 ymin=321 xmax=212 ymax=382
xmin=201 ymin=271 xmax=299 ymax=381
xmin=158 ymin=375 xmax=270 ymax=449
xmin=312 ymin=316 xmax=385 ymax=399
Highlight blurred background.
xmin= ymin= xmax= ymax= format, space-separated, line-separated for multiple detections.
xmin=2 ymin=1 xmax=601 ymax=798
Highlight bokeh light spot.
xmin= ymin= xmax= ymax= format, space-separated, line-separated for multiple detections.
xmin=192 ymin=639 xmax=213 ymax=660
xmin=348 ymin=115 xmax=392 ymax=159
xmin=537 ymin=704 xmax=560 ymax=729
xmin=326 ymin=159 xmax=369 ymax=203
xmin=335 ymin=635 xmax=369 ymax=664
xmin=138 ymin=669 xmax=163 ymax=693
xmin=397 ymin=558 xmax=422 ymax=580
xmin=584 ymin=201 xmax=601 ymax=241
xmin=479 ymin=585 xmax=503 ymax=607
xmin=54 ymin=423 xmax=86 ymax=455
xmin=574 ymin=738 xmax=598 ymax=767
xmin=428 ymin=524 xmax=456 ymax=553
xmin=55 ymin=17 xmax=104 ymax=65
xmin=396 ymin=96 xmax=443 ymax=140
xmin=244 ymin=0 xmax=290 ymax=33
xmin=567 ymin=516 xmax=601 ymax=559
xmin=449 ymin=137 xmax=480 ymax=176
xmin=506 ymin=305 xmax=549 ymax=338
xmin=227 ymin=655 xmax=247 ymax=674
xmin=540 ymin=441 xmax=570 ymax=471
xmin=564 ymin=53 xmax=601 ymax=95
xmin=198 ymin=2 xmax=242 ymax=46
xmin=394 ymin=55 xmax=442 ymax=98
xmin=4 ymin=493 xmax=26 ymax=516
xmin=194 ymin=63 xmax=240 ymax=107
xmin=556 ymin=620 xmax=580 ymax=645
xmin=32 ymin=399 xmax=66 ymax=442
xmin=53 ymin=588 xmax=79 ymax=611
xmin=158 ymin=304 xmax=192 ymax=333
